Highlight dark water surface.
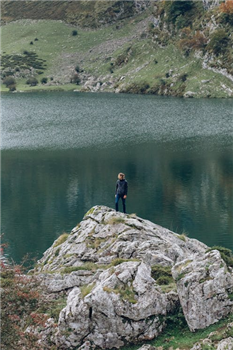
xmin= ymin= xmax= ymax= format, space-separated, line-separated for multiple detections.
xmin=1 ymin=92 xmax=233 ymax=263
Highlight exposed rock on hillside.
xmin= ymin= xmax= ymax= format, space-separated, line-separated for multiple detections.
xmin=203 ymin=0 xmax=220 ymax=9
xmin=57 ymin=262 xmax=178 ymax=349
xmin=36 ymin=205 xmax=207 ymax=292
xmin=34 ymin=206 xmax=233 ymax=349
xmin=172 ymin=250 xmax=233 ymax=331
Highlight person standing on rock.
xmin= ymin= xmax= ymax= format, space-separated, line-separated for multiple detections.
xmin=115 ymin=172 xmax=128 ymax=213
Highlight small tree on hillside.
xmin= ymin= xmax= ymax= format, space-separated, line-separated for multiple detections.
xmin=41 ymin=77 xmax=48 ymax=84
xmin=3 ymin=76 xmax=16 ymax=91
xmin=75 ymin=65 xmax=80 ymax=73
xmin=70 ymin=73 xmax=80 ymax=85
xmin=207 ymin=29 xmax=229 ymax=55
xmin=26 ymin=77 xmax=39 ymax=86
xmin=164 ymin=0 xmax=196 ymax=27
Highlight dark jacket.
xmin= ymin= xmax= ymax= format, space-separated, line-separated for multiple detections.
xmin=115 ymin=179 xmax=128 ymax=196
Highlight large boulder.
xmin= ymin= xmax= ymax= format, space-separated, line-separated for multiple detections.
xmin=36 ymin=205 xmax=207 ymax=292
xmin=56 ymin=261 xmax=178 ymax=349
xmin=172 ymin=250 xmax=233 ymax=331
xmin=33 ymin=206 xmax=233 ymax=348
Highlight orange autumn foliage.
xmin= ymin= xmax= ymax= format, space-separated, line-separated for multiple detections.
xmin=220 ymin=0 xmax=233 ymax=14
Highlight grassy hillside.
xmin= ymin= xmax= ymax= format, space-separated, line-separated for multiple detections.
xmin=1 ymin=1 xmax=145 ymax=27
xmin=1 ymin=0 xmax=233 ymax=97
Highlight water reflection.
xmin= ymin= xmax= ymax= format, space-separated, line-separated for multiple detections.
xmin=1 ymin=139 xmax=233 ymax=263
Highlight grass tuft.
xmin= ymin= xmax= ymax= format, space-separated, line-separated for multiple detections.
xmin=53 ymin=233 xmax=69 ymax=248
xmin=206 ymin=246 xmax=233 ymax=267
xmin=80 ymin=283 xmax=95 ymax=298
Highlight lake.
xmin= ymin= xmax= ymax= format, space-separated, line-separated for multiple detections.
xmin=1 ymin=91 xmax=233 ymax=264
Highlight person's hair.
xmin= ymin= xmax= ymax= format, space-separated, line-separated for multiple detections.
xmin=118 ymin=173 xmax=125 ymax=179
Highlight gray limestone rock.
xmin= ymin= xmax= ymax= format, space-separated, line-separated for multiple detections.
xmin=172 ymin=250 xmax=233 ymax=331
xmin=56 ymin=261 xmax=178 ymax=349
xmin=202 ymin=0 xmax=220 ymax=10
xmin=36 ymin=205 xmax=207 ymax=292
xmin=32 ymin=205 xmax=233 ymax=348
xmin=217 ymin=338 xmax=233 ymax=350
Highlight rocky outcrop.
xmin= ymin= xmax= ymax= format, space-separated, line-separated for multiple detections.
xmin=202 ymin=0 xmax=220 ymax=10
xmin=172 ymin=250 xmax=233 ymax=331
xmin=34 ymin=205 xmax=233 ymax=349
xmin=56 ymin=262 xmax=178 ymax=349
xmin=37 ymin=206 xmax=207 ymax=292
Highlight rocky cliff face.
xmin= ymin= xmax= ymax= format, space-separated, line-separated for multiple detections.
xmin=34 ymin=206 xmax=233 ymax=349
xmin=203 ymin=0 xmax=220 ymax=10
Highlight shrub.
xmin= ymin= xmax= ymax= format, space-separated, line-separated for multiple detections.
xmin=75 ymin=65 xmax=80 ymax=73
xmin=220 ymin=0 xmax=233 ymax=26
xmin=72 ymin=30 xmax=78 ymax=36
xmin=148 ymin=22 xmax=155 ymax=32
xmin=178 ymin=73 xmax=188 ymax=82
xmin=26 ymin=77 xmax=39 ymax=86
xmin=3 ymin=76 xmax=16 ymax=91
xmin=157 ymin=275 xmax=172 ymax=285
xmin=179 ymin=30 xmax=207 ymax=52
xmin=70 ymin=73 xmax=80 ymax=85
xmin=207 ymin=29 xmax=229 ymax=55
xmin=3 ymin=76 xmax=16 ymax=87
xmin=124 ymin=81 xmax=150 ymax=94
xmin=220 ymin=0 xmax=233 ymax=14
xmin=166 ymin=305 xmax=187 ymax=328
xmin=41 ymin=77 xmax=48 ymax=84
xmin=220 ymin=13 xmax=233 ymax=26
xmin=115 ymin=53 xmax=127 ymax=67
xmin=176 ymin=15 xmax=188 ymax=29
xmin=151 ymin=265 xmax=173 ymax=282
xmin=164 ymin=1 xmax=196 ymax=27
xmin=206 ymin=246 xmax=233 ymax=267
xmin=1 ymin=260 xmax=51 ymax=349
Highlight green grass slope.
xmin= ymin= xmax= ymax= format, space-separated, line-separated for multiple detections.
xmin=1 ymin=1 xmax=233 ymax=97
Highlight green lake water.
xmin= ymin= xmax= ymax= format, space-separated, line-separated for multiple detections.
xmin=1 ymin=92 xmax=233 ymax=263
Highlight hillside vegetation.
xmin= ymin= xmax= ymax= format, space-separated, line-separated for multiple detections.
xmin=1 ymin=0 xmax=233 ymax=97
xmin=1 ymin=1 xmax=147 ymax=28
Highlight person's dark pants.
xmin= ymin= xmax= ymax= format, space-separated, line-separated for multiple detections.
xmin=115 ymin=194 xmax=126 ymax=213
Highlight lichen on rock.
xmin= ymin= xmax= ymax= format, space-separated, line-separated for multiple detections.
xmin=33 ymin=205 xmax=233 ymax=349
